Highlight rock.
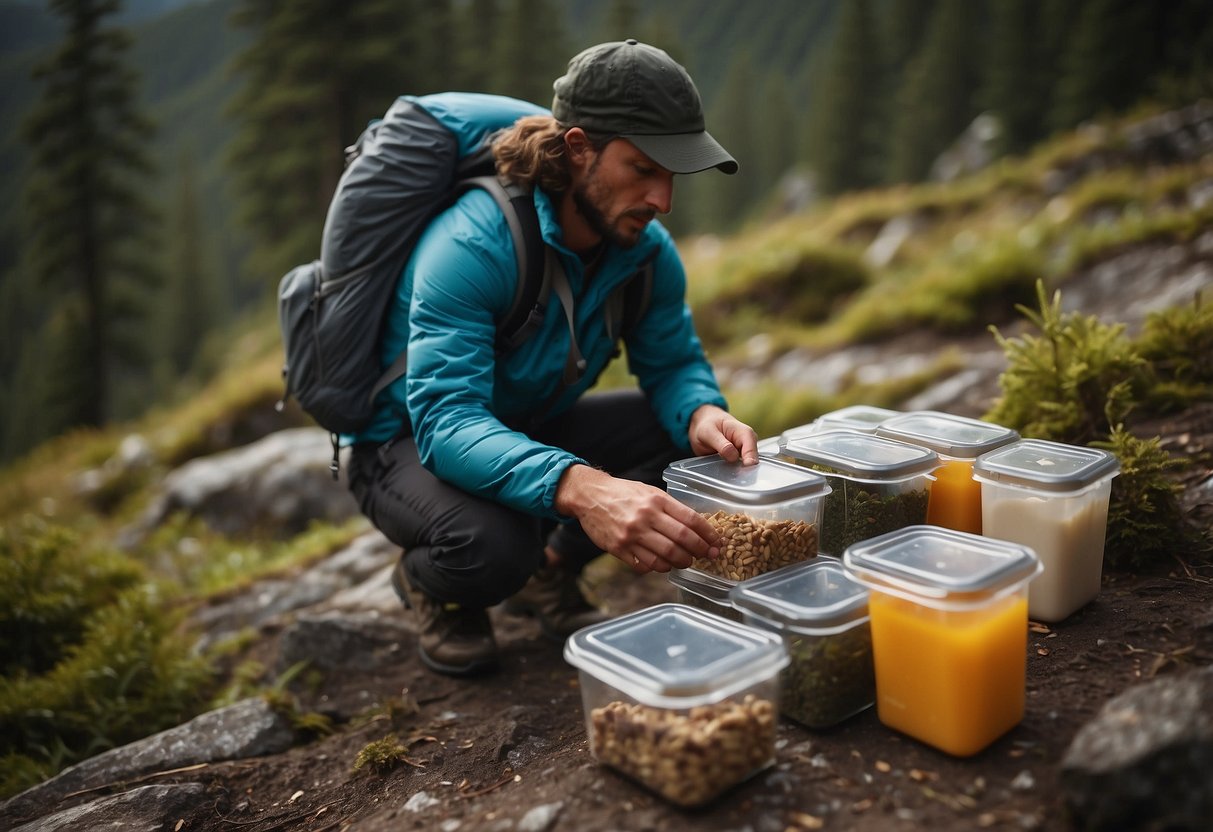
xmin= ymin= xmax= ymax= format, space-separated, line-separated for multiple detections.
xmin=130 ymin=427 xmax=359 ymax=541
xmin=276 ymin=611 xmax=412 ymax=674
xmin=9 ymin=783 xmax=206 ymax=832
xmin=518 ymin=801 xmax=564 ymax=832
xmin=1 ymin=698 xmax=295 ymax=821
xmin=1060 ymin=666 xmax=1213 ymax=831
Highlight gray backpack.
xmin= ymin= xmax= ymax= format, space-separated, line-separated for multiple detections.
xmin=277 ymin=96 xmax=652 ymax=471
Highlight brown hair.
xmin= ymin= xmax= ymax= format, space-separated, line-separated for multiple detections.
xmin=492 ymin=115 xmax=614 ymax=193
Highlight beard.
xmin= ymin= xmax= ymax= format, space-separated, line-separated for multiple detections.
xmin=571 ymin=165 xmax=655 ymax=250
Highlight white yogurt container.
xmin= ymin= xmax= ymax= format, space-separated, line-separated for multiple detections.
xmin=564 ymin=604 xmax=788 ymax=806
xmin=973 ymin=439 xmax=1120 ymax=623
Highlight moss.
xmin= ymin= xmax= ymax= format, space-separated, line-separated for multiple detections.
xmin=353 ymin=735 xmax=410 ymax=775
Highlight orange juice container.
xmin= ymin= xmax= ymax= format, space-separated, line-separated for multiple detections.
xmin=842 ymin=525 xmax=1041 ymax=757
xmin=875 ymin=411 xmax=1019 ymax=534
xmin=972 ymin=439 xmax=1120 ymax=623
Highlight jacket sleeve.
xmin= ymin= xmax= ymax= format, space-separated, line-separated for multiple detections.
xmin=624 ymin=231 xmax=728 ymax=450
xmin=403 ymin=194 xmax=586 ymax=519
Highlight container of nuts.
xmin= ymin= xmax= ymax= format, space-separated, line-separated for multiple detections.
xmin=563 ymin=603 xmax=789 ymax=807
xmin=663 ymin=455 xmax=830 ymax=586
xmin=729 ymin=558 xmax=875 ymax=729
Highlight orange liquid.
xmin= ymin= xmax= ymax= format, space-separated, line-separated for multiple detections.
xmin=925 ymin=459 xmax=982 ymax=533
xmin=867 ymin=591 xmax=1028 ymax=757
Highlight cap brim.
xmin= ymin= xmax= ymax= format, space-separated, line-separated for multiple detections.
xmin=624 ymin=130 xmax=738 ymax=175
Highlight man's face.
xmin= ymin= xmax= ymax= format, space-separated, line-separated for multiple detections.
xmin=572 ymin=139 xmax=675 ymax=249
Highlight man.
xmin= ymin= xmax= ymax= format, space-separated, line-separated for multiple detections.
xmin=347 ymin=39 xmax=758 ymax=677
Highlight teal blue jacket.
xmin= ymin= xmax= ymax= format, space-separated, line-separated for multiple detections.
xmin=351 ymin=92 xmax=727 ymax=520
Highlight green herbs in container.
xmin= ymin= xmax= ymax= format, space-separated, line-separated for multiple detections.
xmin=730 ymin=558 xmax=874 ymax=729
xmin=779 ymin=430 xmax=938 ymax=556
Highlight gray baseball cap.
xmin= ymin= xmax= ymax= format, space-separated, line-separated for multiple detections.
xmin=552 ymin=39 xmax=738 ymax=175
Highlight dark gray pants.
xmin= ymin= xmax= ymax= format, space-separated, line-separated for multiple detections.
xmin=347 ymin=390 xmax=683 ymax=608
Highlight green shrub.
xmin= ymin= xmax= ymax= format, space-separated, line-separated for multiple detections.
xmin=0 ymin=519 xmax=215 ymax=799
xmin=986 ymin=281 xmax=1149 ymax=444
xmin=1093 ymin=426 xmax=1197 ymax=571
xmin=1136 ymin=293 xmax=1213 ymax=409
xmin=0 ymin=518 xmax=144 ymax=676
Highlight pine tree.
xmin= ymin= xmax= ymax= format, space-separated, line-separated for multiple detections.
xmin=812 ymin=0 xmax=883 ymax=194
xmin=1050 ymin=0 xmax=1154 ymax=132
xmin=456 ymin=0 xmax=500 ymax=92
xmin=226 ymin=0 xmax=424 ymax=287
xmin=701 ymin=49 xmax=761 ymax=231
xmin=19 ymin=0 xmax=160 ymax=431
xmin=492 ymin=0 xmax=570 ymax=106
xmin=981 ymin=0 xmax=1042 ymax=156
xmin=159 ymin=149 xmax=215 ymax=384
xmin=886 ymin=0 xmax=985 ymax=184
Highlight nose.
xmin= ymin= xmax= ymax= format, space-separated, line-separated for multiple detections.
xmin=647 ymin=171 xmax=674 ymax=215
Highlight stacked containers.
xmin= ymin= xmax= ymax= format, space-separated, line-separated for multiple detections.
xmin=843 ymin=526 xmax=1041 ymax=756
xmin=973 ymin=439 xmax=1120 ymax=623
xmin=779 ymin=430 xmax=940 ymax=556
xmin=668 ymin=566 xmax=743 ymax=623
xmin=876 ymin=411 xmax=1019 ymax=534
xmin=563 ymin=604 xmax=789 ymax=807
xmin=663 ymin=455 xmax=830 ymax=587
xmin=730 ymin=558 xmax=875 ymax=729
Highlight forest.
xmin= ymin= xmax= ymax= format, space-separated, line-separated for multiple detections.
xmin=0 ymin=0 xmax=1210 ymax=463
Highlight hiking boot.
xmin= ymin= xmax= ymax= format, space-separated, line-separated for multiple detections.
xmin=391 ymin=558 xmax=498 ymax=677
xmin=503 ymin=566 xmax=611 ymax=640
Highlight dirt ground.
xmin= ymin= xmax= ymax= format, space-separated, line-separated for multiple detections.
xmin=114 ymin=409 xmax=1212 ymax=832
xmin=3 ymin=404 xmax=1207 ymax=832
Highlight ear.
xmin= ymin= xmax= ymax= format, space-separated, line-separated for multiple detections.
xmin=564 ymin=127 xmax=595 ymax=170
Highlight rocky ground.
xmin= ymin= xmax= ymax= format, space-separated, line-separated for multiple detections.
xmin=3 ymin=217 xmax=1212 ymax=832
xmin=2 ymin=398 xmax=1210 ymax=832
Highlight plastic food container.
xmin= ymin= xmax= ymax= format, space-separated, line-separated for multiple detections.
xmin=664 ymin=455 xmax=830 ymax=583
xmin=843 ymin=526 xmax=1041 ymax=757
xmin=876 ymin=411 xmax=1019 ymax=534
xmin=815 ymin=405 xmax=902 ymax=434
xmin=668 ymin=566 xmax=744 ymax=623
xmin=563 ymin=603 xmax=788 ymax=807
xmin=780 ymin=430 xmax=940 ymax=555
xmin=730 ymin=559 xmax=875 ymax=729
xmin=973 ymin=439 xmax=1120 ymax=623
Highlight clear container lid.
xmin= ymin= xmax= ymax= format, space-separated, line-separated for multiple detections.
xmin=757 ymin=436 xmax=782 ymax=457
xmin=563 ymin=603 xmax=788 ymax=708
xmin=780 ymin=430 xmax=940 ymax=481
xmin=843 ymin=525 xmax=1040 ymax=602
xmin=973 ymin=438 xmax=1120 ymax=492
xmin=663 ymin=455 xmax=829 ymax=506
xmin=816 ymin=405 xmax=901 ymax=433
xmin=729 ymin=559 xmax=869 ymax=634
xmin=875 ymin=411 xmax=1019 ymax=459
xmin=669 ymin=565 xmax=732 ymax=602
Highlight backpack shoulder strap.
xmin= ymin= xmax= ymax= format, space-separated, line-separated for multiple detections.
xmin=458 ymin=175 xmax=550 ymax=353
xmin=367 ymin=174 xmax=551 ymax=406
xmin=604 ymin=255 xmax=656 ymax=348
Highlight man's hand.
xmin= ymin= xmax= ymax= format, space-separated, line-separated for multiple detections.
xmin=555 ymin=464 xmax=721 ymax=575
xmin=688 ymin=404 xmax=759 ymax=464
